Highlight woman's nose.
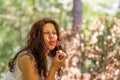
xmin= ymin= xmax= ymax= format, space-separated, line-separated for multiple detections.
xmin=49 ymin=33 xmax=54 ymax=38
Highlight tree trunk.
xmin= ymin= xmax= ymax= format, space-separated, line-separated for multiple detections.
xmin=73 ymin=0 xmax=82 ymax=34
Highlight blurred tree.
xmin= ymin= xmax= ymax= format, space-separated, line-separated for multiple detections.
xmin=73 ymin=0 xmax=82 ymax=34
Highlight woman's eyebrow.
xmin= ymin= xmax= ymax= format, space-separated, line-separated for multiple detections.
xmin=43 ymin=30 xmax=56 ymax=32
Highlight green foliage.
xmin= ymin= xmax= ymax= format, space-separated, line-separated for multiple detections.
xmin=80 ymin=17 xmax=120 ymax=78
xmin=115 ymin=11 xmax=120 ymax=18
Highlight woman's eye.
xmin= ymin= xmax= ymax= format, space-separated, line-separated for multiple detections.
xmin=43 ymin=32 xmax=57 ymax=35
xmin=43 ymin=32 xmax=49 ymax=34
xmin=53 ymin=32 xmax=57 ymax=34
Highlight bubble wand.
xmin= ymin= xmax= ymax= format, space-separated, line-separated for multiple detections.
xmin=55 ymin=40 xmax=65 ymax=59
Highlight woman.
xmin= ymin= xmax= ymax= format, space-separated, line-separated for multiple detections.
xmin=3 ymin=18 xmax=67 ymax=80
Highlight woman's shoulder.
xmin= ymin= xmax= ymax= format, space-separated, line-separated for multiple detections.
xmin=19 ymin=54 xmax=34 ymax=61
xmin=18 ymin=52 xmax=37 ymax=72
xmin=17 ymin=52 xmax=40 ymax=80
xmin=18 ymin=50 xmax=35 ymax=61
xmin=18 ymin=52 xmax=36 ymax=65
xmin=18 ymin=50 xmax=36 ymax=68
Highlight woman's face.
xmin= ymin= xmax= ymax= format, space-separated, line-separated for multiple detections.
xmin=43 ymin=23 xmax=58 ymax=51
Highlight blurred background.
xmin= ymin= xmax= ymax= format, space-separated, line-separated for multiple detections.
xmin=0 ymin=0 xmax=120 ymax=79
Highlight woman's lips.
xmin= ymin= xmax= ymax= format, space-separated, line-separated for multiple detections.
xmin=49 ymin=41 xmax=57 ymax=45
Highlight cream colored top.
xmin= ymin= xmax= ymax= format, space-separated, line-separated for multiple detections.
xmin=2 ymin=51 xmax=56 ymax=80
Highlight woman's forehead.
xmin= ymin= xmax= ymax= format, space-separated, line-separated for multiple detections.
xmin=43 ymin=23 xmax=56 ymax=31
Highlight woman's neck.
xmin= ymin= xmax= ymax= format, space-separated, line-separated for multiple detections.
xmin=45 ymin=50 xmax=50 ymax=56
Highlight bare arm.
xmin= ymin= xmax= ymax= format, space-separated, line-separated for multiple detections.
xmin=18 ymin=54 xmax=40 ymax=80
xmin=45 ymin=51 xmax=67 ymax=80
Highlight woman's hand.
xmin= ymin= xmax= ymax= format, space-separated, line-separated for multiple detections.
xmin=51 ymin=50 xmax=67 ymax=71
xmin=45 ymin=50 xmax=67 ymax=80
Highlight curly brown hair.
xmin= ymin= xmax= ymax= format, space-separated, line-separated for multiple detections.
xmin=8 ymin=18 xmax=62 ymax=77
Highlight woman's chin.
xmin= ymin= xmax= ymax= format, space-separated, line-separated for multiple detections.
xmin=48 ymin=46 xmax=55 ymax=50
